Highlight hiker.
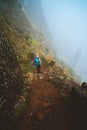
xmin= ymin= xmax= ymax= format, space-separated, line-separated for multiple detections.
xmin=34 ymin=53 xmax=41 ymax=73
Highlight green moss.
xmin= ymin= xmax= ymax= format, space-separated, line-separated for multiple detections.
xmin=32 ymin=38 xmax=38 ymax=46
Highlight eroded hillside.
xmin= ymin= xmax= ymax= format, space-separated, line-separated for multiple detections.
xmin=1 ymin=0 xmax=87 ymax=130
xmin=0 ymin=0 xmax=50 ymax=129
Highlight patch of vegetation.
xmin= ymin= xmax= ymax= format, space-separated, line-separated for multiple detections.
xmin=0 ymin=1 xmax=50 ymax=129
xmin=0 ymin=31 xmax=26 ymax=129
xmin=64 ymin=64 xmax=81 ymax=83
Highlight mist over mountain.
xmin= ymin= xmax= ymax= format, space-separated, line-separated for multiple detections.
xmin=1 ymin=0 xmax=83 ymax=81
xmin=19 ymin=0 xmax=54 ymax=48
xmin=19 ymin=0 xmax=87 ymax=82
xmin=0 ymin=0 xmax=50 ymax=128
xmin=0 ymin=0 xmax=47 ymax=44
xmin=1 ymin=1 xmax=87 ymax=130
xmin=41 ymin=0 xmax=87 ymax=81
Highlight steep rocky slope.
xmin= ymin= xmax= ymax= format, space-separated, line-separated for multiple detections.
xmin=0 ymin=0 xmax=87 ymax=130
xmin=21 ymin=0 xmax=54 ymax=47
xmin=0 ymin=31 xmax=25 ymax=129
xmin=0 ymin=0 xmax=48 ymax=129
xmin=0 ymin=0 xmax=46 ymax=43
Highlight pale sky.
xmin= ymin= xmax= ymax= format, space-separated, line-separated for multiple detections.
xmin=41 ymin=0 xmax=87 ymax=81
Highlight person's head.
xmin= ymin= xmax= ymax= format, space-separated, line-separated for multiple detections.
xmin=36 ymin=53 xmax=39 ymax=58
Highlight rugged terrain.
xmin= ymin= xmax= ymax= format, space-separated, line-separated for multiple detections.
xmin=0 ymin=0 xmax=87 ymax=130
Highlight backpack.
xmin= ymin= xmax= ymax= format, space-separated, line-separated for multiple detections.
xmin=34 ymin=57 xmax=40 ymax=67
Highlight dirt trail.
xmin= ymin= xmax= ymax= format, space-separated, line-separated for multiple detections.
xmin=16 ymin=66 xmax=73 ymax=130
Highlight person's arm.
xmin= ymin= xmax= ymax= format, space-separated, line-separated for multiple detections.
xmin=34 ymin=58 xmax=35 ymax=65
xmin=39 ymin=58 xmax=41 ymax=65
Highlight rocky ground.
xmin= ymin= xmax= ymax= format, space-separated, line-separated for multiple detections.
xmin=15 ymin=64 xmax=87 ymax=130
xmin=1 ymin=1 xmax=87 ymax=129
xmin=0 ymin=33 xmax=87 ymax=130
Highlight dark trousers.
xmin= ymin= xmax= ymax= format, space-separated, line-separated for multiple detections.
xmin=36 ymin=65 xmax=40 ymax=73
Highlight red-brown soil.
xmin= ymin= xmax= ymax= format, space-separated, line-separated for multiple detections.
xmin=16 ymin=65 xmax=87 ymax=130
xmin=15 ymin=65 xmax=75 ymax=130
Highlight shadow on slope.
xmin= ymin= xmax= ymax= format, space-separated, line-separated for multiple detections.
xmin=0 ymin=31 xmax=25 ymax=130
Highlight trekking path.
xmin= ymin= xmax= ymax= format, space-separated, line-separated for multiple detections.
xmin=16 ymin=65 xmax=78 ymax=130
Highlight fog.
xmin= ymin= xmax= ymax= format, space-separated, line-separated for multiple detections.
xmin=41 ymin=0 xmax=87 ymax=81
xmin=21 ymin=0 xmax=87 ymax=81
